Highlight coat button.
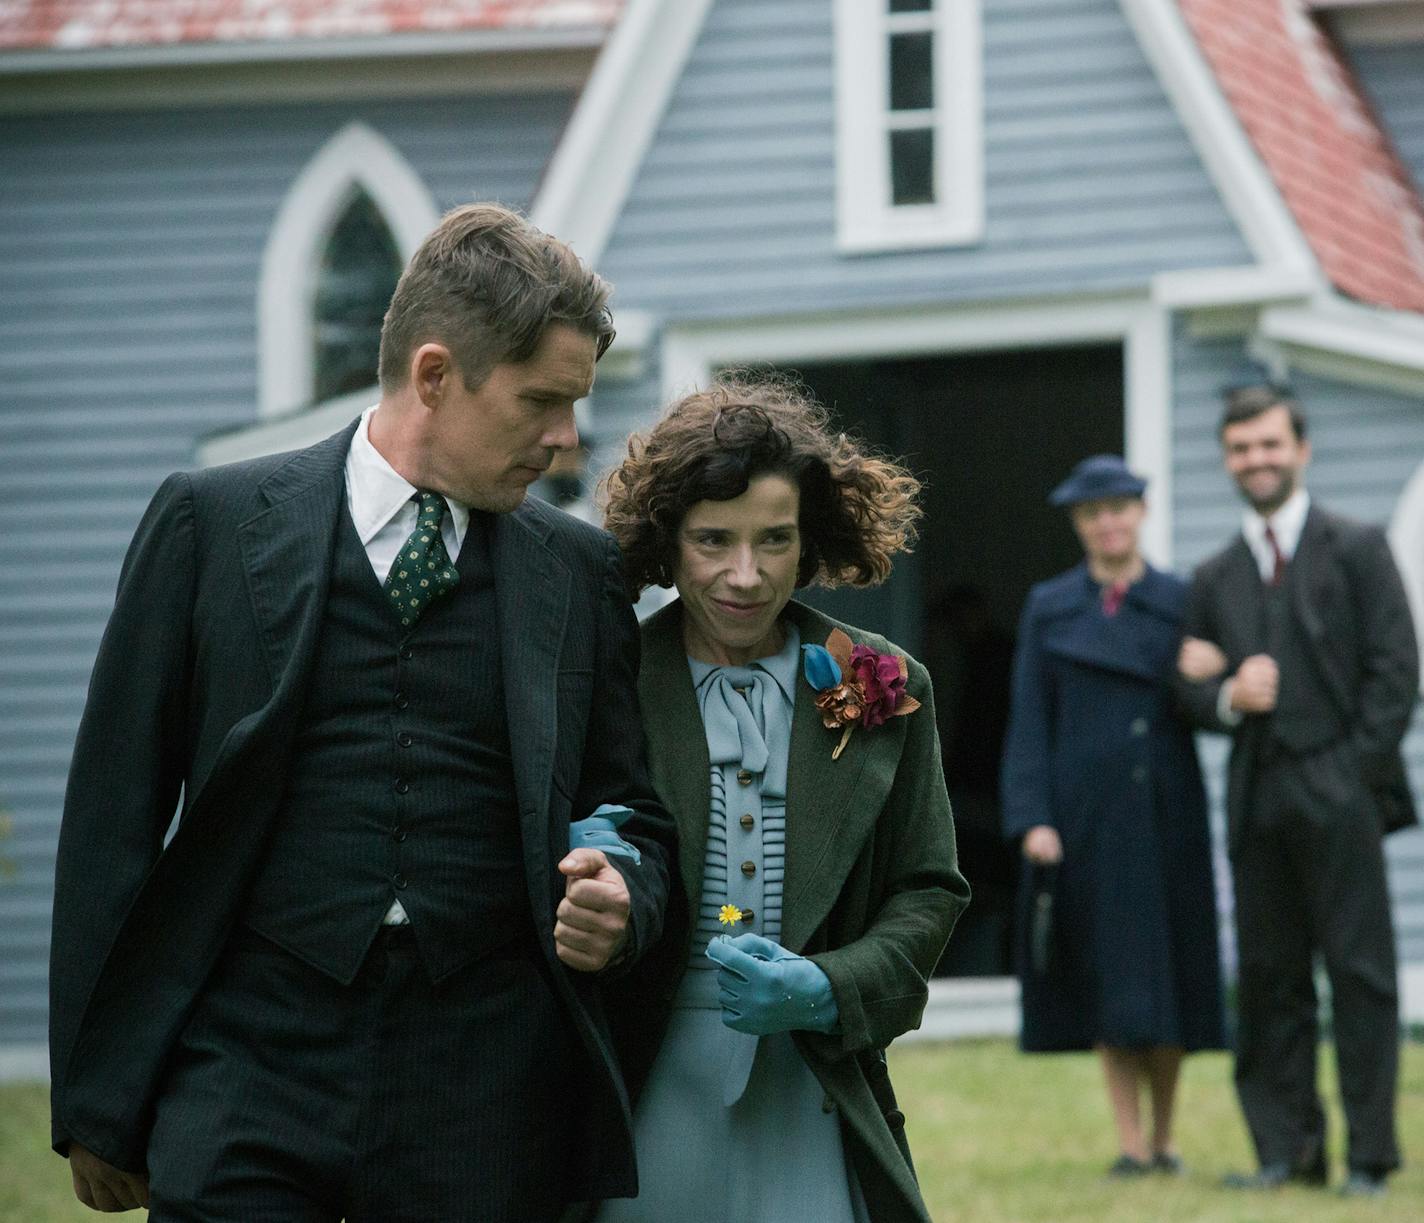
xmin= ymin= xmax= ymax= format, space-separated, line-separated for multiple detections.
xmin=399 ymin=646 xmax=413 ymax=661
xmin=885 ymin=1108 xmax=905 ymax=1131
xmin=737 ymin=770 xmax=752 ymax=785
xmin=396 ymin=732 xmax=413 ymax=748
xmin=822 ymin=1094 xmax=836 ymax=1114
xmin=395 ymin=692 xmax=409 ymax=710
xmin=1132 ymin=765 xmax=1147 ymax=784
xmin=1130 ymin=717 xmax=1148 ymax=737
xmin=391 ymin=826 xmax=407 ymax=842
xmin=392 ymin=873 xmax=408 ymax=890
xmin=741 ymin=813 xmax=755 ymax=830
xmin=741 ymin=861 xmax=756 ymax=878
xmin=394 ymin=779 xmax=410 ymax=794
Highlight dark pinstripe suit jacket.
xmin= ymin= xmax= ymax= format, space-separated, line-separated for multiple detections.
xmin=49 ymin=421 xmax=675 ymax=1198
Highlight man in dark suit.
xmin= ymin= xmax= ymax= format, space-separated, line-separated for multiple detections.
xmin=1176 ymin=384 xmax=1416 ymax=1198
xmin=50 ymin=203 xmax=676 ymax=1220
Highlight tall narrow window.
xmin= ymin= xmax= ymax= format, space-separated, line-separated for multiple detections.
xmin=313 ymin=192 xmax=402 ymax=403
xmin=835 ymin=0 xmax=983 ymax=251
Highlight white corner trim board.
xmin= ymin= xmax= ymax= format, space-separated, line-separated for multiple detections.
xmin=1117 ymin=0 xmax=1321 ymax=279
xmin=258 ymin=122 xmax=439 ymax=419
xmin=531 ymin=0 xmax=716 ymax=265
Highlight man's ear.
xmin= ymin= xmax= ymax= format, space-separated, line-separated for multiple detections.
xmin=410 ymin=344 xmax=454 ymax=409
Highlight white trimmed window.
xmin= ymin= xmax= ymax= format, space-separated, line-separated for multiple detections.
xmin=834 ymin=0 xmax=984 ymax=252
xmin=258 ymin=122 xmax=440 ymax=419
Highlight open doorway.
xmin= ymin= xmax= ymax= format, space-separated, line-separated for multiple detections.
xmin=780 ymin=344 xmax=1125 ymax=976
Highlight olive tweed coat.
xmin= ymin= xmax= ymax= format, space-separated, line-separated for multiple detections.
xmin=605 ymin=599 xmax=969 ymax=1223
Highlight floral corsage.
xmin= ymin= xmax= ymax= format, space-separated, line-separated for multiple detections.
xmin=801 ymin=628 xmax=921 ymax=759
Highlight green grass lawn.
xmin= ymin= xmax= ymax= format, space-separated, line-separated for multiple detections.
xmin=896 ymin=1039 xmax=1424 ymax=1222
xmin=3 ymin=1040 xmax=1419 ymax=1221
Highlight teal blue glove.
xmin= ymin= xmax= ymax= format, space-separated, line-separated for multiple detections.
xmin=706 ymin=932 xmax=839 ymax=1035
xmin=568 ymin=803 xmax=641 ymax=865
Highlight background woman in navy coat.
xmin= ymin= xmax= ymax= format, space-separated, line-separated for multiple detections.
xmin=1000 ymin=456 xmax=1224 ymax=1177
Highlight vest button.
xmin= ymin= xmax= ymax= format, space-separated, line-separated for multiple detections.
xmin=395 ymin=692 xmax=409 ymax=710
xmin=392 ymin=826 xmax=407 ymax=842
xmin=736 ymin=770 xmax=752 ymax=785
xmin=741 ymin=860 xmax=756 ymax=878
xmin=396 ymin=732 xmax=413 ymax=748
xmin=399 ymin=647 xmax=413 ymax=661
xmin=394 ymin=779 xmax=410 ymax=794
xmin=740 ymin=813 xmax=755 ymax=830
xmin=392 ymin=873 xmax=408 ymax=890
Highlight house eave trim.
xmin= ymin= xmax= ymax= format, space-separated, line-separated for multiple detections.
xmin=0 ymin=26 xmax=606 ymax=75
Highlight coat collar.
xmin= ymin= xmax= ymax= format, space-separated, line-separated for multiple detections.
xmin=638 ymin=598 xmax=910 ymax=953
xmin=239 ymin=422 xmax=357 ymax=695
xmin=1032 ymin=564 xmax=1184 ymax=683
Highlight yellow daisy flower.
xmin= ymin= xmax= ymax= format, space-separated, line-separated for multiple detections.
xmin=718 ymin=904 xmax=743 ymax=927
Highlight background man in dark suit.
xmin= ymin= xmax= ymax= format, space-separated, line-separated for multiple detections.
xmin=1176 ymin=384 xmax=1417 ymax=1198
xmin=50 ymin=203 xmax=676 ymax=1220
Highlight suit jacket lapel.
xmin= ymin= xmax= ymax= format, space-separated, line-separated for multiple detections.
xmin=237 ymin=424 xmax=355 ymax=706
xmin=637 ymin=605 xmax=715 ymax=917
xmin=1219 ymin=536 xmax=1265 ymax=649
xmin=492 ymin=504 xmax=571 ymax=905
xmin=781 ymin=602 xmax=905 ymax=953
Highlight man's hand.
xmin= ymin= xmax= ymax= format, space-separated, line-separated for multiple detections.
xmin=1178 ymin=636 xmax=1228 ymax=682
xmin=1229 ymin=654 xmax=1279 ymax=713
xmin=1022 ymin=824 xmax=1063 ymax=865
xmin=555 ymin=848 xmax=631 ymax=972
xmin=69 ymin=1144 xmax=149 ymax=1213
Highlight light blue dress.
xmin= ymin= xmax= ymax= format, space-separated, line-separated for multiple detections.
xmin=599 ymin=626 xmax=870 ymax=1223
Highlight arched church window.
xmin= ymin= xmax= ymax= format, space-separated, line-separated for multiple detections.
xmin=313 ymin=191 xmax=403 ymax=403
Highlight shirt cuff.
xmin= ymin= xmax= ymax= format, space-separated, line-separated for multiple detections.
xmin=1216 ymin=680 xmax=1244 ymax=727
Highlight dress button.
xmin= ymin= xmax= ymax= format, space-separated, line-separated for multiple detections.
xmin=392 ymin=873 xmax=408 ymax=890
xmin=1132 ymin=765 xmax=1148 ymax=784
xmin=396 ymin=732 xmax=413 ymax=748
xmin=736 ymin=770 xmax=752 ymax=786
xmin=741 ymin=861 xmax=756 ymax=878
xmin=394 ymin=779 xmax=410 ymax=794
xmin=395 ymin=692 xmax=409 ymax=710
xmin=392 ymin=826 xmax=407 ymax=842
xmin=740 ymin=813 xmax=755 ymax=830
xmin=1130 ymin=717 xmax=1149 ymax=737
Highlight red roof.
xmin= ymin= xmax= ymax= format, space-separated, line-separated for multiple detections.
xmin=0 ymin=1 xmax=622 ymax=52
xmin=1179 ymin=0 xmax=1424 ymax=312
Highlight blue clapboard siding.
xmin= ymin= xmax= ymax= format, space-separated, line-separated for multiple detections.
xmin=0 ymin=91 xmax=571 ymax=1052
xmin=1340 ymin=42 xmax=1424 ymax=192
xmin=597 ymin=0 xmax=1251 ymax=321
xmin=1171 ymin=326 xmax=1424 ymax=967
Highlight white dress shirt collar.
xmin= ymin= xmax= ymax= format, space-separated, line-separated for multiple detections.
xmin=1242 ymin=487 xmax=1310 ymax=579
xmin=345 ymin=405 xmax=469 ymax=550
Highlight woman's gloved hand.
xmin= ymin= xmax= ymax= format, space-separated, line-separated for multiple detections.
xmin=567 ymin=803 xmax=641 ymax=865
xmin=706 ymin=932 xmax=839 ymax=1035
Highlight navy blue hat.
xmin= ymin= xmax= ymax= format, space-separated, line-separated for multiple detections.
xmin=1048 ymin=454 xmax=1147 ymax=507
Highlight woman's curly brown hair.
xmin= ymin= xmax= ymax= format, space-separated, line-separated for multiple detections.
xmin=600 ymin=374 xmax=922 ymax=595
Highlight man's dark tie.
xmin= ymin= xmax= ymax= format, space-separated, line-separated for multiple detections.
xmin=384 ymin=492 xmax=460 ymax=627
xmin=1263 ymin=523 xmax=1286 ymax=587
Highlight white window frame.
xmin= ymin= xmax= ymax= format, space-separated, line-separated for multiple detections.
xmin=834 ymin=0 xmax=984 ymax=253
xmin=258 ymin=121 xmax=439 ymax=419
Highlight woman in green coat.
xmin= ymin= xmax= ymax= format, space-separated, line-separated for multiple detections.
xmin=593 ymin=376 xmax=969 ymax=1223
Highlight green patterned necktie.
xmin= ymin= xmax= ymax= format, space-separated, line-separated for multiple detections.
xmin=384 ymin=491 xmax=460 ymax=628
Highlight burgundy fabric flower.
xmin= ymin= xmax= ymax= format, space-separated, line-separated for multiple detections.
xmin=849 ymin=644 xmax=907 ymax=728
